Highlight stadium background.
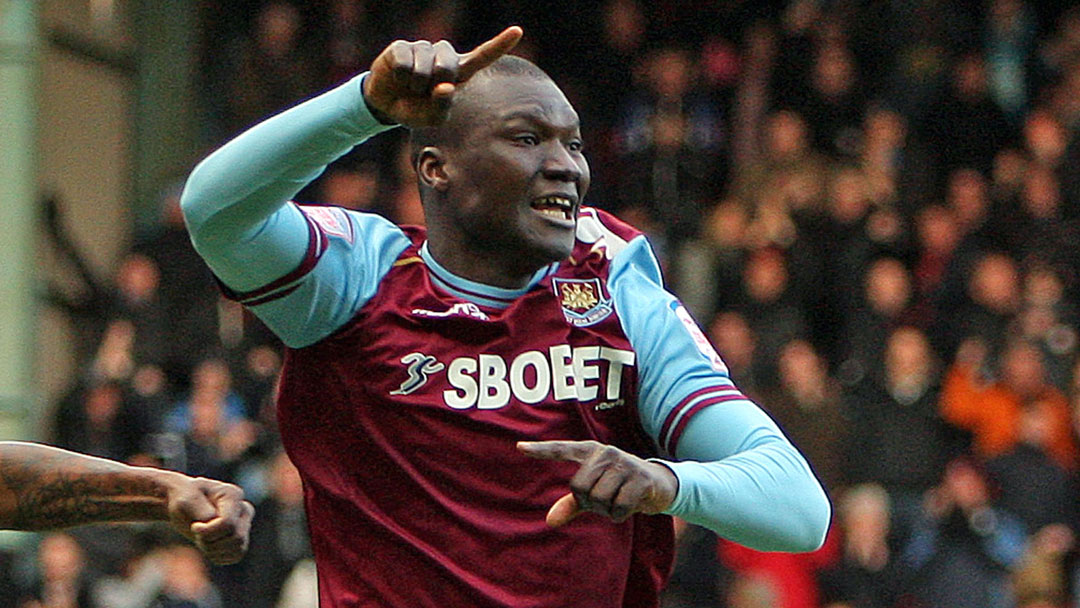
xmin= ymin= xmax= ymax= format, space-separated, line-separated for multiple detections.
xmin=2 ymin=0 xmax=1080 ymax=606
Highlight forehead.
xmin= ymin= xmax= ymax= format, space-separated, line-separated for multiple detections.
xmin=453 ymin=74 xmax=580 ymax=132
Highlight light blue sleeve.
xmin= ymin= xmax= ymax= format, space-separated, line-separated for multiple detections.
xmin=180 ymin=73 xmax=411 ymax=348
xmin=609 ymin=235 xmax=831 ymax=552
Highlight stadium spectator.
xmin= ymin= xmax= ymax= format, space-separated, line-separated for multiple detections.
xmin=843 ymin=327 xmax=958 ymax=538
xmin=986 ymin=401 xmax=1075 ymax=533
xmin=839 ymin=256 xmax=914 ymax=384
xmin=717 ymin=527 xmax=838 ymax=608
xmin=133 ymin=186 xmax=221 ymax=386
xmin=903 ymin=457 xmax=1027 ymax=608
xmin=814 ymin=166 xmax=902 ymax=363
xmin=53 ymin=377 xmax=152 ymax=464
xmin=788 ymin=41 xmax=867 ymax=160
xmin=945 ymin=252 xmax=1023 ymax=360
xmin=17 ymin=534 xmax=94 ymax=608
xmin=984 ymin=0 xmax=1038 ymax=121
xmin=941 ymin=338 xmax=1077 ymax=469
xmin=318 ymin=0 xmax=385 ymax=88
xmin=858 ymin=106 xmax=908 ymax=209
xmin=733 ymin=247 xmax=809 ymax=391
xmin=220 ymin=452 xmax=311 ymax=608
xmin=164 ymin=358 xmax=257 ymax=480
xmin=612 ymin=46 xmax=727 ymax=248
xmin=909 ymin=204 xmax=961 ymax=333
xmin=918 ymin=52 xmax=1017 ymax=182
xmin=816 ymin=484 xmax=903 ymax=608
xmin=733 ymin=110 xmax=829 ymax=221
xmin=1017 ymin=263 xmax=1078 ymax=390
xmin=223 ymin=1 xmax=318 ymax=135
xmin=707 ymin=311 xmax=759 ymax=397
xmin=1010 ymin=523 xmax=1075 ymax=608
xmin=757 ymin=340 xmax=845 ymax=494
xmin=150 ymin=545 xmax=223 ymax=608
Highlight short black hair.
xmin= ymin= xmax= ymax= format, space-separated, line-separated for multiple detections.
xmin=409 ymin=55 xmax=554 ymax=166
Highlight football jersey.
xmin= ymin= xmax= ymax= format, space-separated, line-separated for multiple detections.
xmin=253 ymin=209 xmax=679 ymax=607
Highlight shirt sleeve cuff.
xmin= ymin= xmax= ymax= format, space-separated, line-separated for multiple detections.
xmin=648 ymin=458 xmax=702 ymax=518
xmin=341 ymin=72 xmax=400 ymax=139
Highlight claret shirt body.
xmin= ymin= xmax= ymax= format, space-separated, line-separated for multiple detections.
xmin=272 ymin=209 xmax=677 ymax=607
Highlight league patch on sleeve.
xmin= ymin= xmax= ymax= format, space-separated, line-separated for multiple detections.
xmin=301 ymin=205 xmax=355 ymax=244
xmin=670 ymin=301 xmax=728 ymax=373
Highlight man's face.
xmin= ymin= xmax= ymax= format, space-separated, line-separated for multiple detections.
xmin=437 ymin=74 xmax=590 ymax=274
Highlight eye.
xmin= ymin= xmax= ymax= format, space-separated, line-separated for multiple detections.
xmin=567 ymin=140 xmax=584 ymax=153
xmin=514 ymin=133 xmax=540 ymax=146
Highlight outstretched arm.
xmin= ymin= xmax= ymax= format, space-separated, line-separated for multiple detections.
xmin=522 ymin=224 xmax=829 ymax=553
xmin=0 ymin=442 xmax=253 ymax=565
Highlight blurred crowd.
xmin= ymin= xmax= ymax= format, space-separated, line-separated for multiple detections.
xmin=14 ymin=0 xmax=1080 ymax=607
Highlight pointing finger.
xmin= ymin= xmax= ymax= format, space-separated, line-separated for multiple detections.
xmin=458 ymin=26 xmax=523 ymax=81
xmin=517 ymin=440 xmax=600 ymax=464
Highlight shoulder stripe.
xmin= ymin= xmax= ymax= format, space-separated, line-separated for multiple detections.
xmin=659 ymin=386 xmax=747 ymax=455
xmin=217 ymin=210 xmax=327 ymax=305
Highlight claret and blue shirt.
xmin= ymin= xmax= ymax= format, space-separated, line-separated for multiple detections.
xmin=181 ymin=72 xmax=830 ymax=608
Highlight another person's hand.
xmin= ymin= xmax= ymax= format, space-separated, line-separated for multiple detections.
xmin=163 ymin=474 xmax=254 ymax=565
xmin=518 ymin=440 xmax=678 ymax=526
xmin=362 ymin=26 xmax=523 ymax=128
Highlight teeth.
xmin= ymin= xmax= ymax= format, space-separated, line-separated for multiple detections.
xmin=538 ymin=208 xmax=566 ymax=219
xmin=535 ymin=196 xmax=572 ymax=209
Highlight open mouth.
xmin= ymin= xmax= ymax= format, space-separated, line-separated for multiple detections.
xmin=530 ymin=195 xmax=575 ymax=221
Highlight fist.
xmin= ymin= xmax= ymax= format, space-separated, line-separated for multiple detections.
xmin=165 ymin=475 xmax=254 ymax=565
xmin=363 ymin=26 xmax=523 ymax=128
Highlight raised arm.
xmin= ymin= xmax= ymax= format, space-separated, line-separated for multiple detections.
xmin=180 ymin=28 xmax=523 ymax=347
xmin=0 ymin=442 xmax=253 ymax=565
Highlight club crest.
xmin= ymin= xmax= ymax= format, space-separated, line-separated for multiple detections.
xmin=553 ymin=277 xmax=613 ymax=327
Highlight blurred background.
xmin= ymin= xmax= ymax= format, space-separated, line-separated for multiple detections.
xmin=3 ymin=0 xmax=1080 ymax=606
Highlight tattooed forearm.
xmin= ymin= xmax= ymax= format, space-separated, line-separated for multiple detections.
xmin=0 ymin=443 xmax=171 ymax=530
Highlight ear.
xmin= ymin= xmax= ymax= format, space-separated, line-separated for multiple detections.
xmin=417 ymin=147 xmax=450 ymax=192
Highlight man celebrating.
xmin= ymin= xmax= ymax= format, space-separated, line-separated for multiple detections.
xmin=182 ymin=26 xmax=829 ymax=607
xmin=0 ymin=442 xmax=252 ymax=565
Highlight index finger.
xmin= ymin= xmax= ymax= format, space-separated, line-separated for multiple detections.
xmin=517 ymin=440 xmax=598 ymax=463
xmin=458 ymin=26 xmax=523 ymax=81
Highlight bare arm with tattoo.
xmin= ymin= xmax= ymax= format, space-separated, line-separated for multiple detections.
xmin=0 ymin=442 xmax=254 ymax=565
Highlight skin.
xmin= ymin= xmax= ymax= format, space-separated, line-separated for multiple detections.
xmin=363 ymin=27 xmax=679 ymax=526
xmin=0 ymin=442 xmax=253 ymax=565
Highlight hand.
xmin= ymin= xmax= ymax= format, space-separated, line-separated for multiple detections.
xmin=163 ymin=474 xmax=254 ymax=565
xmin=363 ymin=26 xmax=523 ymax=128
xmin=517 ymin=440 xmax=678 ymax=526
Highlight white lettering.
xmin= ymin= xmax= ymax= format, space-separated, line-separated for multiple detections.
xmin=478 ymin=354 xmax=510 ymax=409
xmin=441 ymin=345 xmax=637 ymax=408
xmin=444 ymin=358 xmax=478 ymax=409
xmin=550 ymin=345 xmax=576 ymax=401
xmin=510 ymin=350 xmax=550 ymax=404
xmin=600 ymin=347 xmax=635 ymax=399
xmin=572 ymin=346 xmax=601 ymax=401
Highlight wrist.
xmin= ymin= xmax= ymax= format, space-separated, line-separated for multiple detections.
xmin=360 ymin=73 xmax=398 ymax=126
xmin=647 ymin=458 xmax=681 ymax=513
xmin=135 ymin=467 xmax=188 ymax=519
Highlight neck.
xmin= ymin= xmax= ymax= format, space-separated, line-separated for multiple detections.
xmin=426 ymin=235 xmax=541 ymax=290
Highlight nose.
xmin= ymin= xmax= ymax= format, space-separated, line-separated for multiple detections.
xmin=541 ymin=142 xmax=582 ymax=183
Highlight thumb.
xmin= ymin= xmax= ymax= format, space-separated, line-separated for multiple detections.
xmin=546 ymin=493 xmax=583 ymax=528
